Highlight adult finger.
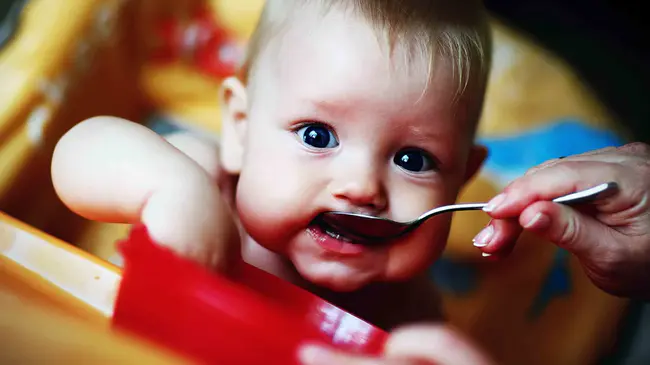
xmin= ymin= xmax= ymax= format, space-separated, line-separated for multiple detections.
xmin=524 ymin=143 xmax=650 ymax=180
xmin=524 ymin=146 xmax=621 ymax=176
xmin=473 ymin=218 xmax=522 ymax=258
xmin=518 ymin=200 xmax=624 ymax=259
xmin=385 ymin=325 xmax=494 ymax=365
xmin=483 ymin=161 xmax=624 ymax=219
xmin=617 ymin=141 xmax=650 ymax=157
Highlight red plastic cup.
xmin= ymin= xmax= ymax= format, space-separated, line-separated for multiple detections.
xmin=112 ymin=225 xmax=388 ymax=364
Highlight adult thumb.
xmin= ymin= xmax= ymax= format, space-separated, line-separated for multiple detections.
xmin=519 ymin=200 xmax=615 ymax=257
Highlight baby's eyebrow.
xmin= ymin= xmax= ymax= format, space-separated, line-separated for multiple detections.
xmin=403 ymin=124 xmax=446 ymax=142
xmin=311 ymin=99 xmax=351 ymax=113
xmin=304 ymin=98 xmax=354 ymax=120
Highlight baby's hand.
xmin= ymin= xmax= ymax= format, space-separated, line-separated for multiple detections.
xmin=51 ymin=116 xmax=240 ymax=271
xmin=298 ymin=325 xmax=494 ymax=365
xmin=475 ymin=143 xmax=650 ymax=299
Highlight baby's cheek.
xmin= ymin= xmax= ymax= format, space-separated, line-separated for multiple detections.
xmin=386 ymin=216 xmax=451 ymax=279
xmin=235 ymin=174 xmax=307 ymax=252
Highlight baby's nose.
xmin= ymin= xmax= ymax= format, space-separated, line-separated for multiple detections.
xmin=329 ymin=165 xmax=387 ymax=213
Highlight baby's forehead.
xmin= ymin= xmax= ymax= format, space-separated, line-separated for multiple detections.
xmin=267 ymin=5 xmax=429 ymax=68
xmin=252 ymin=6 xmax=452 ymax=103
xmin=242 ymin=0 xmax=488 ymax=140
xmin=253 ymin=41 xmax=464 ymax=138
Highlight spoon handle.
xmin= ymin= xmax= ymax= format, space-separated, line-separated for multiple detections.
xmin=420 ymin=182 xmax=618 ymax=221
xmin=550 ymin=182 xmax=618 ymax=204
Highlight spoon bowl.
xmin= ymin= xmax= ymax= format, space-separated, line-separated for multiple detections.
xmin=318 ymin=182 xmax=618 ymax=245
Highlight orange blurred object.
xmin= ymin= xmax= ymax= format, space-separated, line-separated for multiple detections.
xmin=0 ymin=212 xmax=190 ymax=363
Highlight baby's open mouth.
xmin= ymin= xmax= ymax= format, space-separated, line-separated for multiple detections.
xmin=311 ymin=216 xmax=378 ymax=247
xmin=319 ymin=219 xmax=353 ymax=242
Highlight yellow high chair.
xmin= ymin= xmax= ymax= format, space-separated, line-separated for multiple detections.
xmin=0 ymin=1 xmax=631 ymax=363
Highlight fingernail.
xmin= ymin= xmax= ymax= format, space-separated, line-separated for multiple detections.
xmin=472 ymin=225 xmax=494 ymax=247
xmin=483 ymin=193 xmax=506 ymax=212
xmin=523 ymin=212 xmax=550 ymax=229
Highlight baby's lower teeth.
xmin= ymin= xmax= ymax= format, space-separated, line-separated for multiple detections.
xmin=325 ymin=229 xmax=351 ymax=242
xmin=325 ymin=230 xmax=339 ymax=239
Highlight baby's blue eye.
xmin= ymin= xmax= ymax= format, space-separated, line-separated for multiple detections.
xmin=296 ymin=124 xmax=339 ymax=149
xmin=394 ymin=148 xmax=435 ymax=172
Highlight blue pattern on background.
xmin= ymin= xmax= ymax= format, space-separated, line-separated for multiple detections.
xmin=528 ymin=249 xmax=571 ymax=319
xmin=430 ymin=257 xmax=477 ymax=295
xmin=145 ymin=113 xmax=185 ymax=136
xmin=478 ymin=120 xmax=625 ymax=177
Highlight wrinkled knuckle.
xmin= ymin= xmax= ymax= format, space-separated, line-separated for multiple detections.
xmin=621 ymin=142 xmax=650 ymax=156
xmin=556 ymin=212 xmax=580 ymax=247
xmin=597 ymin=257 xmax=620 ymax=278
xmin=589 ymin=252 xmax=627 ymax=286
xmin=627 ymin=159 xmax=650 ymax=179
xmin=633 ymin=155 xmax=650 ymax=173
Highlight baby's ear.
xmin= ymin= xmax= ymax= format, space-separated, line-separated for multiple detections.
xmin=463 ymin=144 xmax=488 ymax=183
xmin=219 ymin=77 xmax=249 ymax=174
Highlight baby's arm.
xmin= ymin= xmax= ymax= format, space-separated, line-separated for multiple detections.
xmin=51 ymin=116 xmax=240 ymax=270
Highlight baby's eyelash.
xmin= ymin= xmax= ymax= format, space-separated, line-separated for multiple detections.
xmin=293 ymin=121 xmax=340 ymax=149
xmin=291 ymin=120 xmax=333 ymax=131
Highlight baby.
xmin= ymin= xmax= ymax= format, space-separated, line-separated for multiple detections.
xmin=51 ymin=0 xmax=492 ymax=330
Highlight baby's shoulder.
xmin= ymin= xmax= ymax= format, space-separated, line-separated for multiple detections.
xmin=164 ymin=131 xmax=222 ymax=180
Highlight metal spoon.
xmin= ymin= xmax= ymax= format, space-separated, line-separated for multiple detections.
xmin=317 ymin=182 xmax=618 ymax=244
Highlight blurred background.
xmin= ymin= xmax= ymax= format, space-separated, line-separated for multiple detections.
xmin=3 ymin=0 xmax=648 ymax=140
xmin=1 ymin=1 xmax=648 ymax=364
xmin=484 ymin=0 xmax=649 ymax=142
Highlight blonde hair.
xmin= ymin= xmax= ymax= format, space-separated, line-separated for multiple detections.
xmin=239 ymin=0 xmax=492 ymax=120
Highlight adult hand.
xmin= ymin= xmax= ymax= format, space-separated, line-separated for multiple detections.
xmin=299 ymin=324 xmax=494 ymax=365
xmin=473 ymin=143 xmax=650 ymax=299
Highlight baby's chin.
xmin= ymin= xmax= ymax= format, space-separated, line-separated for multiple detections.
xmin=291 ymin=257 xmax=381 ymax=292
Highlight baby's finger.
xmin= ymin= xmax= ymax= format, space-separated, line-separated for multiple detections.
xmin=298 ymin=345 xmax=417 ymax=365
xmin=386 ymin=325 xmax=494 ymax=365
xmin=298 ymin=345 xmax=377 ymax=365
xmin=473 ymin=218 xmax=522 ymax=257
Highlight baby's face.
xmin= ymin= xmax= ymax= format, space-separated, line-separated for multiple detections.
xmin=222 ymin=7 xmax=485 ymax=291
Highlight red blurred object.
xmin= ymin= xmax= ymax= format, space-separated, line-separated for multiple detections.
xmin=150 ymin=6 xmax=242 ymax=79
xmin=112 ymin=225 xmax=387 ymax=365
